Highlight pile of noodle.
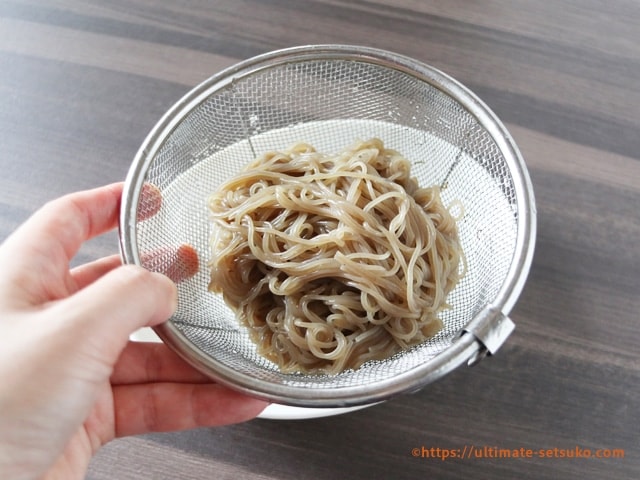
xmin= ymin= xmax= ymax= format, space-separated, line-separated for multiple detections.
xmin=208 ymin=138 xmax=463 ymax=374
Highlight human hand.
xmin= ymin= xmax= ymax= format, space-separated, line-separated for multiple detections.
xmin=0 ymin=183 xmax=268 ymax=480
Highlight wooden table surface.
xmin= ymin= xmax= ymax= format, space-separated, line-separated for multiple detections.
xmin=1 ymin=1 xmax=639 ymax=479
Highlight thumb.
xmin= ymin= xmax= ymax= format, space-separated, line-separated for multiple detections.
xmin=59 ymin=265 xmax=177 ymax=362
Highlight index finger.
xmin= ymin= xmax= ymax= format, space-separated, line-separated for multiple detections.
xmin=2 ymin=183 xmax=125 ymax=268
xmin=1 ymin=183 xmax=163 ymax=276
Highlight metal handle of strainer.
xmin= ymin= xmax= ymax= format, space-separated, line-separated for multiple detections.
xmin=458 ymin=305 xmax=516 ymax=366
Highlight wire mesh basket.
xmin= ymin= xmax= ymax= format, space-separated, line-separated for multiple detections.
xmin=120 ymin=45 xmax=536 ymax=407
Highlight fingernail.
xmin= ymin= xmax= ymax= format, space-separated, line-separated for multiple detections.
xmin=137 ymin=183 xmax=163 ymax=221
xmin=141 ymin=244 xmax=200 ymax=283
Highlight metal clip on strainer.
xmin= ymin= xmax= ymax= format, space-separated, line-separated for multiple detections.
xmin=119 ymin=45 xmax=536 ymax=407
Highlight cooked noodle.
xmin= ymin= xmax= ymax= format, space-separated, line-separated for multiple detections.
xmin=208 ymin=138 xmax=463 ymax=374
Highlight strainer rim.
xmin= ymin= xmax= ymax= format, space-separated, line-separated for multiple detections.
xmin=119 ymin=44 xmax=536 ymax=407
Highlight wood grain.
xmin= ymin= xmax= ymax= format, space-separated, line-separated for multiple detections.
xmin=0 ymin=1 xmax=638 ymax=479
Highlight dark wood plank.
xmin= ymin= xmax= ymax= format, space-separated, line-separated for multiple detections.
xmin=4 ymin=0 xmax=640 ymax=159
xmin=0 ymin=0 xmax=638 ymax=479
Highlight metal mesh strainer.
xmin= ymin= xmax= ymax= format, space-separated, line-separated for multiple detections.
xmin=119 ymin=45 xmax=536 ymax=407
